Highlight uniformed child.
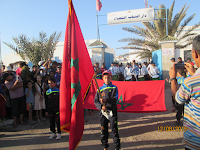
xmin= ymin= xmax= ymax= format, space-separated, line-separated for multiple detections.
xmin=94 ymin=70 xmax=120 ymax=150
xmin=45 ymin=78 xmax=61 ymax=140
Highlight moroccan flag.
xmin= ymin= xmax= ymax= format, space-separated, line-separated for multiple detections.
xmin=84 ymin=79 xmax=166 ymax=113
xmin=60 ymin=1 xmax=94 ymax=150
xmin=96 ymin=0 xmax=102 ymax=11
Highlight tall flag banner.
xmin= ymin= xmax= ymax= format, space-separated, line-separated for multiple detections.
xmin=0 ymin=33 xmax=2 ymax=75
xmin=96 ymin=0 xmax=102 ymax=11
xmin=60 ymin=1 xmax=94 ymax=150
xmin=84 ymin=79 xmax=166 ymax=113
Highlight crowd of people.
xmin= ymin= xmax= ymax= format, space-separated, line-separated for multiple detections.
xmin=0 ymin=60 xmax=62 ymax=139
xmin=94 ymin=60 xmax=160 ymax=81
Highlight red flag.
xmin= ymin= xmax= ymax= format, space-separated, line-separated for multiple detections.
xmin=60 ymin=1 xmax=94 ymax=149
xmin=96 ymin=0 xmax=102 ymax=11
xmin=84 ymin=79 xmax=167 ymax=113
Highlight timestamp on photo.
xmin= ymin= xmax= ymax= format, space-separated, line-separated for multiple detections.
xmin=158 ymin=126 xmax=187 ymax=132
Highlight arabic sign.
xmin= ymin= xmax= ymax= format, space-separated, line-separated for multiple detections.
xmin=107 ymin=8 xmax=155 ymax=25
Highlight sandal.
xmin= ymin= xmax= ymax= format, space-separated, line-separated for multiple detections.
xmin=20 ymin=121 xmax=26 ymax=125
xmin=13 ymin=123 xmax=18 ymax=128
xmin=29 ymin=121 xmax=35 ymax=125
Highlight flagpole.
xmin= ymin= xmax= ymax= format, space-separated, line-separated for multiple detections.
xmin=96 ymin=10 xmax=99 ymax=40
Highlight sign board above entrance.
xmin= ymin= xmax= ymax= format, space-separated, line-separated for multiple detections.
xmin=107 ymin=8 xmax=155 ymax=25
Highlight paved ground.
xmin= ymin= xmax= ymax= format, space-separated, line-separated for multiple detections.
xmin=0 ymin=87 xmax=185 ymax=150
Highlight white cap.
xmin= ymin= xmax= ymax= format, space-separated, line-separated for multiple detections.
xmin=4 ymin=66 xmax=13 ymax=72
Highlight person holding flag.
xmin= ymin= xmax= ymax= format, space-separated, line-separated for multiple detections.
xmin=94 ymin=70 xmax=121 ymax=150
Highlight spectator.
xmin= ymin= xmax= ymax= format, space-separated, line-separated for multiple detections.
xmin=3 ymin=73 xmax=26 ymax=128
xmin=102 ymin=62 xmax=107 ymax=70
xmin=30 ymin=65 xmax=40 ymax=83
xmin=21 ymin=64 xmax=31 ymax=86
xmin=25 ymin=81 xmax=36 ymax=125
xmin=187 ymin=58 xmax=195 ymax=65
xmin=170 ymin=58 xmax=176 ymax=63
xmin=34 ymin=75 xmax=46 ymax=122
xmin=124 ymin=63 xmax=133 ymax=81
xmin=169 ymin=35 xmax=200 ymax=149
xmin=4 ymin=66 xmax=15 ymax=75
xmin=2 ymin=65 xmax=5 ymax=72
xmin=0 ymin=83 xmax=6 ymax=121
xmin=16 ymin=62 xmax=26 ymax=76
xmin=148 ymin=63 xmax=160 ymax=80
xmin=54 ymin=66 xmax=61 ymax=88
xmin=47 ymin=61 xmax=57 ymax=74
xmin=100 ymin=65 xmax=106 ymax=73
xmin=178 ymin=57 xmax=184 ymax=64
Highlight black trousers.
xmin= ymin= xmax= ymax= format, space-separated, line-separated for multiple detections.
xmin=176 ymin=105 xmax=184 ymax=121
xmin=49 ymin=109 xmax=61 ymax=134
xmin=100 ymin=112 xmax=120 ymax=149
xmin=172 ymin=96 xmax=184 ymax=121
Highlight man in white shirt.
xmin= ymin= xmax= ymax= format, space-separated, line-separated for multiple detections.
xmin=148 ymin=63 xmax=160 ymax=80
xmin=141 ymin=62 xmax=149 ymax=80
xmin=109 ymin=62 xmax=119 ymax=80
xmin=108 ymin=62 xmax=115 ymax=76
xmin=124 ymin=63 xmax=133 ymax=81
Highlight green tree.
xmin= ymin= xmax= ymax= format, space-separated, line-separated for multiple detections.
xmin=119 ymin=0 xmax=200 ymax=59
xmin=3 ymin=31 xmax=61 ymax=65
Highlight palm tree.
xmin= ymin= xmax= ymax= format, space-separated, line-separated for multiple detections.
xmin=3 ymin=31 xmax=61 ymax=65
xmin=118 ymin=0 xmax=200 ymax=59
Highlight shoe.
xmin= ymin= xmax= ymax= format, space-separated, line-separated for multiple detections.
xmin=49 ymin=133 xmax=56 ymax=139
xmin=56 ymin=133 xmax=61 ymax=140
xmin=176 ymin=120 xmax=181 ymax=125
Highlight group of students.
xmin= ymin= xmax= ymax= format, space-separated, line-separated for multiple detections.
xmin=94 ymin=60 xmax=160 ymax=81
xmin=0 ymin=60 xmax=62 ymax=140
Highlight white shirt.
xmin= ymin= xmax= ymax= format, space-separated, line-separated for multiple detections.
xmin=119 ymin=66 xmax=125 ymax=75
xmin=148 ymin=66 xmax=160 ymax=77
xmin=124 ymin=67 xmax=133 ymax=80
xmin=108 ymin=66 xmax=115 ymax=76
xmin=140 ymin=65 xmax=148 ymax=76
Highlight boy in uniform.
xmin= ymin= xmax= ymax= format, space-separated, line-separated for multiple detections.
xmin=94 ymin=70 xmax=121 ymax=150
xmin=45 ymin=78 xmax=61 ymax=140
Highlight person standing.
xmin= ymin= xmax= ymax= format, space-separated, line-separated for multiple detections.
xmin=54 ymin=65 xmax=62 ymax=88
xmin=45 ymin=78 xmax=61 ymax=140
xmin=148 ymin=63 xmax=160 ymax=80
xmin=169 ymin=35 xmax=200 ymax=150
xmin=124 ymin=63 xmax=133 ymax=81
xmin=15 ymin=62 xmax=26 ymax=76
xmin=94 ymin=70 xmax=120 ymax=150
xmin=25 ymin=81 xmax=36 ymax=125
xmin=3 ymin=73 xmax=26 ymax=128
xmin=34 ymin=75 xmax=46 ymax=122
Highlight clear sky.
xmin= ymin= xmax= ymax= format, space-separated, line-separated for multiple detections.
xmin=0 ymin=0 xmax=199 ymax=61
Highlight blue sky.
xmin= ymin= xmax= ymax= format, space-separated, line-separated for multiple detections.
xmin=0 ymin=0 xmax=199 ymax=61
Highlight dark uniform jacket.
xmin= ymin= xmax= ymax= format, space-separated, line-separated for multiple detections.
xmin=94 ymin=82 xmax=118 ymax=114
xmin=45 ymin=87 xmax=59 ymax=112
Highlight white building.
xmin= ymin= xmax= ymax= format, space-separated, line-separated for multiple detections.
xmin=3 ymin=39 xmax=115 ymax=68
